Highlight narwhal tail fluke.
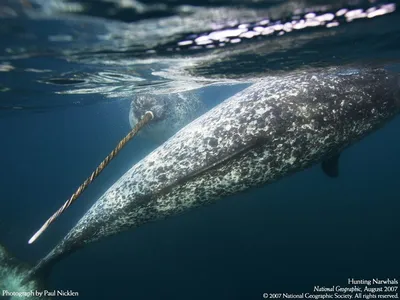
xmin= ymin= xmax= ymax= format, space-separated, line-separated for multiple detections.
xmin=22 ymin=260 xmax=51 ymax=286
xmin=0 ymin=244 xmax=51 ymax=299
xmin=22 ymin=251 xmax=60 ymax=286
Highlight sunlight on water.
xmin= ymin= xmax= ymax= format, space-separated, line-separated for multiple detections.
xmin=0 ymin=0 xmax=399 ymax=110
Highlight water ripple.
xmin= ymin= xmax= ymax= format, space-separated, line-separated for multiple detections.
xmin=0 ymin=0 xmax=399 ymax=110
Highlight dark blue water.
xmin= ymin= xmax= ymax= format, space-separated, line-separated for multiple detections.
xmin=1 ymin=0 xmax=399 ymax=299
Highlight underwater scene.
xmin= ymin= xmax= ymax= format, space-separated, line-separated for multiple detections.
xmin=0 ymin=0 xmax=399 ymax=299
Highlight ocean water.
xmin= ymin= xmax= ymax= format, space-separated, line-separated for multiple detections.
xmin=0 ymin=0 xmax=399 ymax=299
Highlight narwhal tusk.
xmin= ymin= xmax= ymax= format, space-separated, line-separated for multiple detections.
xmin=28 ymin=111 xmax=154 ymax=244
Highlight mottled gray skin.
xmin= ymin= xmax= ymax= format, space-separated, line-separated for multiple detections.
xmin=28 ymin=67 xmax=400 ymax=280
xmin=129 ymin=91 xmax=206 ymax=143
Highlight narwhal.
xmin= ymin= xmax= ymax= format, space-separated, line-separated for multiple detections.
xmin=129 ymin=90 xmax=207 ymax=143
xmin=1 ymin=67 xmax=400 ymax=298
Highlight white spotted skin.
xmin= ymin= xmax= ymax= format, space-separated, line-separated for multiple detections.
xmin=30 ymin=67 xmax=400 ymax=277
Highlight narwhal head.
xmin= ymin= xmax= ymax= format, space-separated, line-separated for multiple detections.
xmin=129 ymin=93 xmax=177 ymax=143
xmin=334 ymin=68 xmax=400 ymax=127
xmin=129 ymin=94 xmax=168 ymax=128
xmin=395 ymin=72 xmax=400 ymax=107
xmin=128 ymin=91 xmax=206 ymax=144
xmin=375 ymin=69 xmax=400 ymax=114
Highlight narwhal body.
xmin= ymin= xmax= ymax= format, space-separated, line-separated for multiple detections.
xmin=2 ymin=67 xmax=400 ymax=295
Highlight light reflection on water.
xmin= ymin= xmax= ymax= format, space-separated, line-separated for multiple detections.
xmin=0 ymin=0 xmax=399 ymax=111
